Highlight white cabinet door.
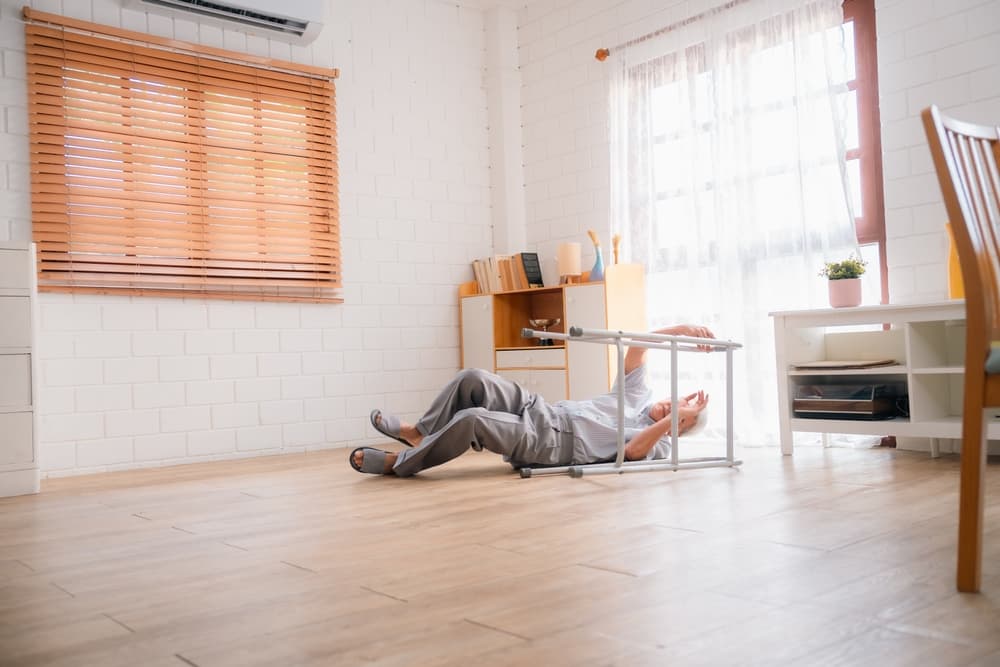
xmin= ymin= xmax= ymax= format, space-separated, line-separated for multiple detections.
xmin=0 ymin=413 xmax=33 ymax=465
xmin=565 ymin=283 xmax=609 ymax=399
xmin=498 ymin=369 xmax=567 ymax=403
xmin=461 ymin=295 xmax=494 ymax=370
xmin=530 ymin=369 xmax=568 ymax=402
xmin=0 ymin=297 xmax=30 ymax=348
xmin=0 ymin=248 xmax=30 ymax=290
xmin=0 ymin=355 xmax=31 ymax=408
xmin=497 ymin=369 xmax=530 ymax=388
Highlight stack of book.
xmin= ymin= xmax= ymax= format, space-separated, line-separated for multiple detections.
xmin=471 ymin=252 xmax=543 ymax=294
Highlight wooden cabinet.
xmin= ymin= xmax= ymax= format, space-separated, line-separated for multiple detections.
xmin=459 ymin=263 xmax=646 ymax=402
xmin=771 ymin=300 xmax=983 ymax=456
xmin=0 ymin=243 xmax=38 ymax=497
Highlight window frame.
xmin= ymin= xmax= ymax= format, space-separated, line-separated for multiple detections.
xmin=842 ymin=0 xmax=887 ymax=304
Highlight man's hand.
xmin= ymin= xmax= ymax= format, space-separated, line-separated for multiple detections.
xmin=673 ymin=391 xmax=709 ymax=434
xmin=623 ymin=389 xmax=709 ymax=460
xmin=657 ymin=324 xmax=715 ymax=351
xmin=625 ymin=324 xmax=717 ymax=373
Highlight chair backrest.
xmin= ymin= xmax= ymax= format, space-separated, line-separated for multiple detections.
xmin=922 ymin=105 xmax=1000 ymax=368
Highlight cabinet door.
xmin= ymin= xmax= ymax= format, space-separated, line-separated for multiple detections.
xmin=0 ymin=355 xmax=31 ymax=408
xmin=531 ymin=369 xmax=568 ymax=402
xmin=565 ymin=283 xmax=609 ymax=399
xmin=497 ymin=369 xmax=567 ymax=403
xmin=0 ymin=248 xmax=30 ymax=290
xmin=0 ymin=297 xmax=30 ymax=348
xmin=461 ymin=295 xmax=494 ymax=370
xmin=0 ymin=413 xmax=32 ymax=465
xmin=497 ymin=369 xmax=530 ymax=389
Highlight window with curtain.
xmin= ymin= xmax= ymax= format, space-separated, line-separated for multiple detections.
xmin=609 ymin=0 xmax=858 ymax=444
xmin=24 ymin=9 xmax=340 ymax=303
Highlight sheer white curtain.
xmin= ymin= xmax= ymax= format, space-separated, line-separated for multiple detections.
xmin=609 ymin=0 xmax=858 ymax=445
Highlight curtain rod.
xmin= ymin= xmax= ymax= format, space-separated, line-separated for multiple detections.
xmin=594 ymin=0 xmax=752 ymax=61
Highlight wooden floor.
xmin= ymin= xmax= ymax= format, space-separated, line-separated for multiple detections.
xmin=2 ymin=446 xmax=1000 ymax=666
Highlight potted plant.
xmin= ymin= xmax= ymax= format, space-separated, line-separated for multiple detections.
xmin=820 ymin=255 xmax=866 ymax=308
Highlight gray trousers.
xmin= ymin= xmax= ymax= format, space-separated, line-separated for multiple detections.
xmin=392 ymin=368 xmax=575 ymax=477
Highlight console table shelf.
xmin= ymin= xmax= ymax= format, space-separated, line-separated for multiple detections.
xmin=771 ymin=300 xmax=991 ymax=455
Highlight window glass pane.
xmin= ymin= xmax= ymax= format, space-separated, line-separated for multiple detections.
xmin=753 ymin=173 xmax=799 ymax=233
xmin=842 ymin=21 xmax=856 ymax=82
xmin=654 ymin=138 xmax=692 ymax=193
xmin=692 ymin=71 xmax=713 ymax=126
xmin=655 ymin=196 xmax=696 ymax=266
xmin=823 ymin=22 xmax=856 ymax=85
xmin=801 ymin=162 xmax=850 ymax=230
xmin=751 ymin=107 xmax=796 ymax=170
xmin=810 ymin=22 xmax=856 ymax=85
xmin=859 ymin=242 xmax=881 ymax=304
xmin=800 ymin=99 xmax=837 ymax=157
xmin=846 ymin=157 xmax=863 ymax=215
xmin=694 ymin=131 xmax=713 ymax=188
xmin=651 ymin=82 xmax=684 ymax=136
xmin=841 ymin=89 xmax=859 ymax=152
xmin=749 ymin=43 xmax=793 ymax=107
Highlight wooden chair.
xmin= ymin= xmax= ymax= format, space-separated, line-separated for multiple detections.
xmin=922 ymin=105 xmax=1000 ymax=593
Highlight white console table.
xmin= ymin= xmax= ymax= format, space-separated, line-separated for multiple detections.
xmin=770 ymin=300 xmax=985 ymax=456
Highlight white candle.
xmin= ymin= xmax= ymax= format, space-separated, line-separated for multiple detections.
xmin=557 ymin=242 xmax=581 ymax=276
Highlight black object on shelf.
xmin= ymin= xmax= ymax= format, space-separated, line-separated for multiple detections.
xmin=793 ymin=383 xmax=902 ymax=420
xmin=520 ymin=252 xmax=544 ymax=287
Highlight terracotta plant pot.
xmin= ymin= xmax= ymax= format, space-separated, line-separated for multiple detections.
xmin=828 ymin=278 xmax=862 ymax=308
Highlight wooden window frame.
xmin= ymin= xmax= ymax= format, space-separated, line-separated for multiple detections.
xmin=24 ymin=8 xmax=341 ymax=303
xmin=842 ymin=0 xmax=887 ymax=304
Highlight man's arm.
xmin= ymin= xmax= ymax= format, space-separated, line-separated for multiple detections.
xmin=624 ymin=399 xmax=708 ymax=460
xmin=623 ymin=416 xmax=675 ymax=461
xmin=623 ymin=324 xmax=716 ymax=374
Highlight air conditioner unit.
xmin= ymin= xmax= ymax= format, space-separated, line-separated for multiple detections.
xmin=124 ymin=0 xmax=326 ymax=44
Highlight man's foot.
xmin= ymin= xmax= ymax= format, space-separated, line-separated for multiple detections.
xmin=370 ymin=409 xmax=424 ymax=447
xmin=350 ymin=447 xmax=398 ymax=474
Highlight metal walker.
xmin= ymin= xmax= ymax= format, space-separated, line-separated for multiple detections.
xmin=517 ymin=326 xmax=743 ymax=477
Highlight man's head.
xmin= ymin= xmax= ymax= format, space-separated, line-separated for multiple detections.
xmin=648 ymin=399 xmax=673 ymax=423
xmin=647 ymin=391 xmax=709 ymax=434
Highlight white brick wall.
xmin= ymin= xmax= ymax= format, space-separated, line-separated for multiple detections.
xmin=875 ymin=0 xmax=1000 ymax=303
xmin=1 ymin=0 xmax=492 ymax=475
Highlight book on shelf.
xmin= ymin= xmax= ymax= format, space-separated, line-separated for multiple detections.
xmin=470 ymin=252 xmax=544 ymax=294
xmin=519 ymin=252 xmax=543 ymax=288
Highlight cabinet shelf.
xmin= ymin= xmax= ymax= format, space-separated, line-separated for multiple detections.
xmin=790 ymin=416 xmax=909 ymax=434
xmin=910 ymin=366 xmax=963 ymax=375
xmin=790 ymin=415 xmax=1000 ymax=440
xmin=787 ymin=364 xmax=907 ymax=376
xmin=461 ymin=264 xmax=646 ymax=402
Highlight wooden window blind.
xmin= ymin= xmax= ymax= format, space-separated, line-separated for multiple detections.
xmin=23 ymin=9 xmax=341 ymax=302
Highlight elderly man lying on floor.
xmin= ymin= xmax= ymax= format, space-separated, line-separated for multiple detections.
xmin=351 ymin=324 xmax=714 ymax=476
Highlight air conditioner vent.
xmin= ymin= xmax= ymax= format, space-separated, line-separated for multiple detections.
xmin=125 ymin=0 xmax=325 ymax=44
xmin=141 ymin=0 xmax=308 ymax=36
